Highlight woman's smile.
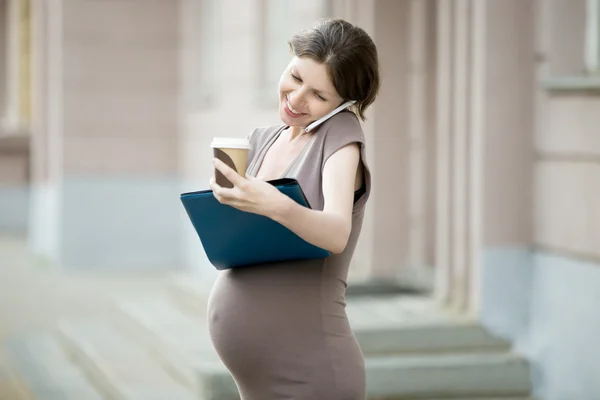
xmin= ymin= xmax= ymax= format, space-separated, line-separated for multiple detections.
xmin=283 ymin=96 xmax=307 ymax=118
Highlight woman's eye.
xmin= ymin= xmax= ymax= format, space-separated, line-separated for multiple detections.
xmin=291 ymin=74 xmax=302 ymax=82
xmin=315 ymin=93 xmax=326 ymax=101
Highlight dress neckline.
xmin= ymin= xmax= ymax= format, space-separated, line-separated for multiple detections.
xmin=249 ymin=126 xmax=316 ymax=180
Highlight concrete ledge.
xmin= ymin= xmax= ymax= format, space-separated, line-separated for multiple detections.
xmin=57 ymin=319 xmax=196 ymax=400
xmin=346 ymin=279 xmax=424 ymax=297
xmin=541 ymin=76 xmax=600 ymax=92
xmin=355 ymin=321 xmax=510 ymax=355
xmin=194 ymin=359 xmax=239 ymax=400
xmin=117 ymin=295 xmax=510 ymax=366
xmin=192 ymin=351 xmax=531 ymax=400
xmin=116 ymin=296 xmax=239 ymax=398
xmin=347 ymin=296 xmax=510 ymax=354
xmin=116 ymin=296 xmax=218 ymax=386
xmin=57 ymin=177 xmax=183 ymax=270
xmin=0 ymin=186 xmax=29 ymax=233
xmin=113 ymin=296 xmax=530 ymax=399
xmin=365 ymin=352 xmax=531 ymax=398
xmin=392 ymin=398 xmax=534 ymax=400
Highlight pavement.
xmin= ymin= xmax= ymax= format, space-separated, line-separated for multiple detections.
xmin=0 ymin=233 xmax=180 ymax=399
xmin=0 ymin=234 xmax=175 ymax=342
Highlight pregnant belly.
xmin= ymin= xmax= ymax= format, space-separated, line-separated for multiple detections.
xmin=206 ymin=265 xmax=352 ymax=377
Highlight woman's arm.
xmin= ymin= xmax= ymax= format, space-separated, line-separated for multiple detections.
xmin=269 ymin=143 xmax=360 ymax=254
xmin=210 ymin=143 xmax=361 ymax=254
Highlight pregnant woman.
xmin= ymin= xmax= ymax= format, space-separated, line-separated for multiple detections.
xmin=207 ymin=18 xmax=380 ymax=400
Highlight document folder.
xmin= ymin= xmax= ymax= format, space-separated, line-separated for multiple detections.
xmin=180 ymin=178 xmax=330 ymax=270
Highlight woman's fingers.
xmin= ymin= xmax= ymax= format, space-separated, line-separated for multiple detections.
xmin=210 ymin=177 xmax=239 ymax=205
xmin=213 ymin=158 xmax=246 ymax=189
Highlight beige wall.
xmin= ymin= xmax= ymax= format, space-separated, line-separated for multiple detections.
xmin=546 ymin=0 xmax=587 ymax=76
xmin=483 ymin=0 xmax=535 ymax=246
xmin=533 ymin=0 xmax=600 ymax=261
xmin=60 ymin=0 xmax=179 ymax=176
xmin=535 ymin=94 xmax=600 ymax=259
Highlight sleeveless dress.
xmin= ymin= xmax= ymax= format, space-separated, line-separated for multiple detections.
xmin=207 ymin=111 xmax=372 ymax=400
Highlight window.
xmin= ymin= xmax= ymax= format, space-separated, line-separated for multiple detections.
xmin=586 ymin=0 xmax=600 ymax=73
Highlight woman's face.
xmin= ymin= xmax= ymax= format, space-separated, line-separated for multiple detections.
xmin=278 ymin=56 xmax=344 ymax=129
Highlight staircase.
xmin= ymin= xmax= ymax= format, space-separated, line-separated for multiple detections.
xmin=2 ymin=276 xmax=534 ymax=400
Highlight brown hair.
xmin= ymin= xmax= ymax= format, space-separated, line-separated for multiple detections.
xmin=288 ymin=18 xmax=380 ymax=121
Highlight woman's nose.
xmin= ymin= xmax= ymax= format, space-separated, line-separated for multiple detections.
xmin=289 ymin=93 xmax=305 ymax=108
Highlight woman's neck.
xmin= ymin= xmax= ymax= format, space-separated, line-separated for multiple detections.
xmin=287 ymin=125 xmax=308 ymax=141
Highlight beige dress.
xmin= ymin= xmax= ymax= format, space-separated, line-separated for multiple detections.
xmin=207 ymin=111 xmax=372 ymax=400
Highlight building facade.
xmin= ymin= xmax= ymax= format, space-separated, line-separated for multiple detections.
xmin=1 ymin=0 xmax=599 ymax=398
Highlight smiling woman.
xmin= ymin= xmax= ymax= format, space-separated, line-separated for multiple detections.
xmin=207 ymin=18 xmax=380 ymax=400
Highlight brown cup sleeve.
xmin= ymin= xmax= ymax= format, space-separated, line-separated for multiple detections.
xmin=213 ymin=148 xmax=237 ymax=188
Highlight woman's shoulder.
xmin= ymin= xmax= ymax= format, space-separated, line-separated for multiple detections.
xmin=317 ymin=111 xmax=366 ymax=159
xmin=323 ymin=110 xmax=362 ymax=129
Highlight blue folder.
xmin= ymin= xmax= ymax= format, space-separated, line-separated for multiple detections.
xmin=180 ymin=178 xmax=330 ymax=270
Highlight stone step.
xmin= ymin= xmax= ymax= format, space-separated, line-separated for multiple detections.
xmin=124 ymin=293 xmax=509 ymax=358
xmin=168 ymin=275 xmax=211 ymax=316
xmin=172 ymin=276 xmax=510 ymax=354
xmin=116 ymin=297 xmax=530 ymax=400
xmin=399 ymin=398 xmax=534 ymax=400
xmin=193 ymin=351 xmax=531 ymax=400
xmin=365 ymin=352 xmax=531 ymax=398
xmin=116 ymin=296 xmax=238 ymax=398
xmin=166 ymin=281 xmax=510 ymax=353
xmin=3 ymin=333 xmax=105 ymax=399
xmin=115 ymin=296 xmax=219 ymax=387
xmin=347 ymin=295 xmax=510 ymax=353
xmin=57 ymin=319 xmax=196 ymax=400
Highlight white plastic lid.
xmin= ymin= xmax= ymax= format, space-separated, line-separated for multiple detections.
xmin=210 ymin=137 xmax=251 ymax=149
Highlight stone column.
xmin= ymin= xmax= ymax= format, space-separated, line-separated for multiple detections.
xmin=348 ymin=0 xmax=413 ymax=285
xmin=434 ymin=0 xmax=488 ymax=313
xmin=435 ymin=0 xmax=536 ymax=315
xmin=328 ymin=0 xmax=438 ymax=290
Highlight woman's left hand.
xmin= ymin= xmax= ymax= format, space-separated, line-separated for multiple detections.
xmin=209 ymin=158 xmax=288 ymax=217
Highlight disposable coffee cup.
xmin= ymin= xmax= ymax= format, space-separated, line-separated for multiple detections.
xmin=211 ymin=137 xmax=251 ymax=188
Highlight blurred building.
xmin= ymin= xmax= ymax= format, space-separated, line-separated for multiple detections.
xmin=0 ymin=0 xmax=599 ymax=398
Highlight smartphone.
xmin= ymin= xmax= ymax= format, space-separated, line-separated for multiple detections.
xmin=304 ymin=100 xmax=356 ymax=133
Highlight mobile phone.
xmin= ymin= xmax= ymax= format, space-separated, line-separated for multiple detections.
xmin=304 ymin=100 xmax=356 ymax=132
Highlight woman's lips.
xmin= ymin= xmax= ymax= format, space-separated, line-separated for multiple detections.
xmin=284 ymin=97 xmax=306 ymax=118
xmin=284 ymin=103 xmax=304 ymax=118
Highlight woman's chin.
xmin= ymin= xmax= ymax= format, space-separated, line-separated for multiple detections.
xmin=280 ymin=110 xmax=310 ymax=128
xmin=279 ymin=110 xmax=297 ymax=126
